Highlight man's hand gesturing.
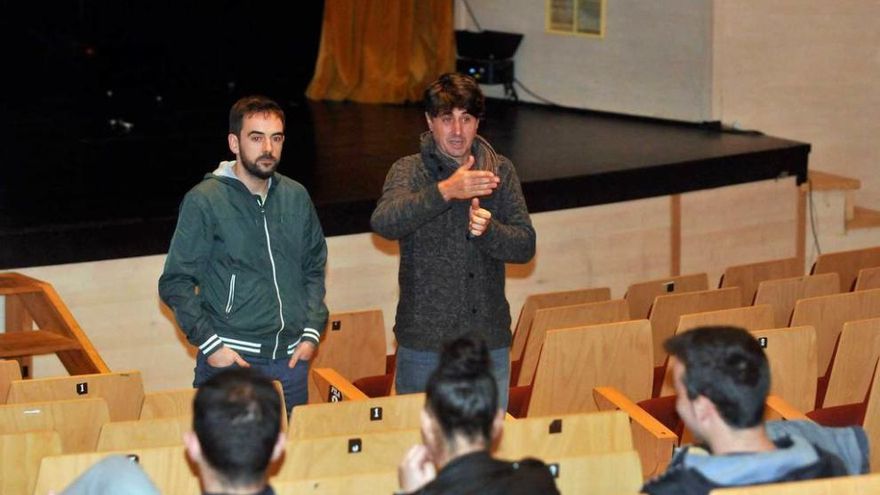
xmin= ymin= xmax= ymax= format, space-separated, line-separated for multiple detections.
xmin=438 ymin=155 xmax=500 ymax=202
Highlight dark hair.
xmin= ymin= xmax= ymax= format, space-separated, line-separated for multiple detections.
xmin=425 ymin=337 xmax=498 ymax=444
xmin=193 ymin=368 xmax=281 ymax=486
xmin=423 ymin=73 xmax=485 ymax=119
xmin=229 ymin=95 xmax=285 ymax=136
xmin=664 ymin=326 xmax=770 ymax=428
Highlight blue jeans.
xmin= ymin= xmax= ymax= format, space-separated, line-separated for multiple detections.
xmin=194 ymin=353 xmax=308 ymax=414
xmin=395 ymin=345 xmax=510 ymax=411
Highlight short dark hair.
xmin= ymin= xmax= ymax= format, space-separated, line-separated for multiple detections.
xmin=425 ymin=336 xmax=498 ymax=444
xmin=229 ymin=95 xmax=285 ymax=136
xmin=193 ymin=368 xmax=281 ymax=486
xmin=423 ymin=73 xmax=485 ymax=119
xmin=665 ymin=326 xmax=770 ymax=428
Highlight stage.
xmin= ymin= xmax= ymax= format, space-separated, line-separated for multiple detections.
xmin=0 ymin=97 xmax=808 ymax=269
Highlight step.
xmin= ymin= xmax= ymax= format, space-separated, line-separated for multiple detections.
xmin=0 ymin=330 xmax=81 ymax=358
xmin=847 ymin=206 xmax=880 ymax=231
xmin=808 ymin=170 xmax=861 ymax=191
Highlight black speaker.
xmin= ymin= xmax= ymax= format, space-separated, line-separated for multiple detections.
xmin=455 ymin=30 xmax=523 ymax=86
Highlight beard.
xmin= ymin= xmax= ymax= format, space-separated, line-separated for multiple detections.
xmin=240 ymin=152 xmax=279 ymax=180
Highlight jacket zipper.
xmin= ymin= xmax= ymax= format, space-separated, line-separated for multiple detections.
xmin=225 ymin=274 xmax=236 ymax=316
xmin=258 ymin=197 xmax=285 ymax=359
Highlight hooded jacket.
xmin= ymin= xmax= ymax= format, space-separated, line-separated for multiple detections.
xmin=371 ymin=133 xmax=535 ymax=351
xmin=642 ymin=434 xmax=848 ymax=495
xmin=159 ymin=161 xmax=328 ymax=359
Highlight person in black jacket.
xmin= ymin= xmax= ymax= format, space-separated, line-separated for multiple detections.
xmin=371 ymin=73 xmax=536 ymax=409
xmin=642 ymin=326 xmax=849 ymax=495
xmin=397 ymin=337 xmax=558 ymax=495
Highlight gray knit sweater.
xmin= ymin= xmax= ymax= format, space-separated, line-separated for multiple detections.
xmin=371 ymin=133 xmax=535 ymax=351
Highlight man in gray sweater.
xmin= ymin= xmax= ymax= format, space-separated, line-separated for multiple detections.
xmin=371 ymin=73 xmax=536 ymax=409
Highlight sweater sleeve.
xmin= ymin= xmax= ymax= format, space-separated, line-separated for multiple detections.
xmin=300 ymin=194 xmax=329 ymax=345
xmin=472 ymin=160 xmax=536 ymax=263
xmin=158 ymin=192 xmax=225 ymax=357
xmin=370 ymin=157 xmax=452 ymax=240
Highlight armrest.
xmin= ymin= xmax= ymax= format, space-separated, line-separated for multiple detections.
xmin=765 ymin=395 xmax=812 ymax=421
xmin=594 ymin=386 xmax=678 ymax=480
xmin=312 ymin=368 xmax=370 ymax=402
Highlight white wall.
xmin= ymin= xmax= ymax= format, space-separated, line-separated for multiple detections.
xmin=455 ymin=0 xmax=714 ymax=122
xmin=712 ymin=0 xmax=880 ymax=210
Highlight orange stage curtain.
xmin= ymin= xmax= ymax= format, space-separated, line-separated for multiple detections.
xmin=306 ymin=0 xmax=455 ymax=104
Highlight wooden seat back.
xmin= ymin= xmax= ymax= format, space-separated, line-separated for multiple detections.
xmin=33 ymin=446 xmax=199 ymax=495
xmin=754 ymin=273 xmax=840 ymax=327
xmin=657 ymin=305 xmax=778 ymax=397
xmin=0 ymin=397 xmax=110 ymax=453
xmin=512 ymin=287 xmax=611 ymax=363
xmin=751 ymin=326 xmax=818 ymax=413
xmin=517 ymin=299 xmax=630 ymax=387
xmin=6 ymin=370 xmax=144 ymax=421
xmin=648 ymin=287 xmax=742 ymax=366
xmin=624 ymin=273 xmax=709 ymax=320
xmin=495 ymin=410 xmax=633 ymax=460
xmin=290 ymin=392 xmax=424 ymax=440
xmin=0 ymin=430 xmax=62 ymax=495
xmin=823 ymin=318 xmax=880 ymax=408
xmin=855 ymin=266 xmax=880 ymax=291
xmin=310 ymin=368 xmax=370 ymax=403
xmin=790 ymin=288 xmax=880 ymax=377
xmin=308 ymin=309 xmax=387 ymax=404
xmin=812 ymin=245 xmax=880 ymax=292
xmin=97 ymin=415 xmax=191 ymax=452
xmin=720 ymin=257 xmax=803 ymax=305
xmin=861 ymin=357 xmax=880 ymax=472
xmin=276 ymin=429 xmax=421 ymax=481
xmin=548 ymin=451 xmax=643 ymax=495
xmin=528 ymin=320 xmax=653 ymax=417
xmin=0 ymin=359 xmax=22 ymax=403
xmin=140 ymin=387 xmax=196 ymax=419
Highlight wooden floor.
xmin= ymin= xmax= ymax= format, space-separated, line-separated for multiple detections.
xmin=0 ymin=97 xmax=808 ymax=269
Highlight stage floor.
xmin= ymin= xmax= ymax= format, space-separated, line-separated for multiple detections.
xmin=0 ymin=98 xmax=808 ymax=269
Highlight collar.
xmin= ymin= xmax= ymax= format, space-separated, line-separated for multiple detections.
xmin=682 ymin=435 xmax=822 ymax=485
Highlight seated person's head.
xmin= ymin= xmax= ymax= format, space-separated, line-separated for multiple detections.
xmin=184 ymin=368 xmax=285 ymax=492
xmin=421 ymin=336 xmax=504 ymax=465
xmin=665 ymin=326 xmax=770 ymax=443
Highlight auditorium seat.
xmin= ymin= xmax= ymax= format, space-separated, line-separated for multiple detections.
xmin=274 ymin=471 xmax=398 ymax=495
xmin=308 ymin=309 xmax=388 ymax=404
xmin=524 ymin=320 xmax=653 ymax=418
xmin=276 ymin=429 xmax=421 ymax=481
xmin=495 ymin=410 xmax=634 ymax=461
xmin=515 ymin=299 xmax=630 ymax=388
xmin=822 ymin=318 xmax=880 ymax=409
xmin=510 ymin=286 xmax=611 ymax=364
xmin=289 ymin=392 xmax=424 ymax=440
xmin=139 ymin=387 xmax=196 ymax=419
xmin=310 ymin=367 xmax=370 ymax=403
xmin=0 ymin=397 xmax=110 ymax=453
xmin=855 ymin=266 xmax=880 ymax=291
xmin=812 ymin=245 xmax=880 ymax=292
xmin=648 ymin=287 xmax=743 ymax=368
xmin=707 ymin=472 xmax=880 ymax=494
xmin=96 ymin=415 xmax=191 ymax=452
xmin=789 ymin=289 xmax=880 ymax=385
xmin=5 ymin=370 xmax=144 ymax=421
xmin=33 ymin=445 xmax=199 ymax=494
xmin=720 ymin=256 xmax=803 ymax=306
xmin=624 ymin=272 xmax=709 ymax=320
xmin=751 ymin=326 xmax=818 ymax=413
xmin=754 ymin=273 xmax=840 ymax=327
xmin=548 ymin=451 xmax=643 ymax=494
xmin=0 ymin=359 xmax=22 ymax=403
xmin=0 ymin=430 xmax=62 ymax=495
xmin=655 ymin=305 xmax=777 ymax=397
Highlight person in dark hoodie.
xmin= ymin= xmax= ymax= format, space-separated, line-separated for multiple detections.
xmin=642 ymin=326 xmax=849 ymax=495
xmin=397 ymin=336 xmax=558 ymax=495
xmin=371 ymin=73 xmax=536 ymax=409
xmin=159 ymin=95 xmax=328 ymax=412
